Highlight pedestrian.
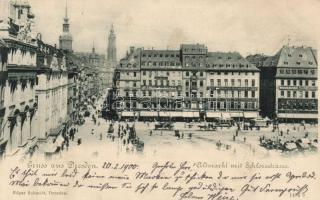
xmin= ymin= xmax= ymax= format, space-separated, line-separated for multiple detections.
xmin=233 ymin=135 xmax=235 ymax=141
xmin=161 ymin=131 xmax=163 ymax=136
xmin=236 ymin=129 xmax=238 ymax=137
xmin=91 ymin=129 xmax=95 ymax=135
xmin=149 ymin=130 xmax=152 ymax=136
xmin=77 ymin=138 xmax=82 ymax=145
xmin=100 ymin=133 xmax=102 ymax=140
xmin=181 ymin=133 xmax=184 ymax=139
xmin=243 ymin=137 xmax=246 ymax=142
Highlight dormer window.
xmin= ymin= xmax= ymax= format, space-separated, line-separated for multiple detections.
xmin=299 ymin=54 xmax=303 ymax=57
xmin=284 ymin=61 xmax=288 ymax=64
xmin=288 ymin=54 xmax=292 ymax=57
xmin=218 ymin=56 xmax=222 ymax=59
xmin=296 ymin=62 xmax=300 ymax=65
xmin=309 ymin=61 xmax=313 ymax=65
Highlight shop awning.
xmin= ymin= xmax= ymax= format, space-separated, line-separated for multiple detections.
xmin=230 ymin=112 xmax=244 ymax=117
xmin=121 ymin=111 xmax=135 ymax=117
xmin=159 ymin=111 xmax=182 ymax=117
xmin=243 ymin=112 xmax=259 ymax=119
xmin=221 ymin=112 xmax=231 ymax=119
xmin=277 ymin=113 xmax=317 ymax=119
xmin=206 ymin=112 xmax=221 ymax=118
xmin=140 ymin=111 xmax=158 ymax=117
xmin=183 ymin=111 xmax=199 ymax=118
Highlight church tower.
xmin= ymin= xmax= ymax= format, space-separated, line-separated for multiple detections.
xmin=59 ymin=0 xmax=73 ymax=52
xmin=107 ymin=24 xmax=116 ymax=62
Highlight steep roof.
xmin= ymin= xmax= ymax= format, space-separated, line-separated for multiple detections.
xmin=206 ymin=51 xmax=259 ymax=71
xmin=262 ymin=45 xmax=318 ymax=68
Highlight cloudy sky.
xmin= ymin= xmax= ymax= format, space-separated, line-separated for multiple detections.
xmin=30 ymin=0 xmax=320 ymax=58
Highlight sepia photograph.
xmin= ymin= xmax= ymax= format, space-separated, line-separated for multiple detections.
xmin=0 ymin=0 xmax=319 ymax=200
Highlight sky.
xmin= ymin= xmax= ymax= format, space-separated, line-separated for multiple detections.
xmin=29 ymin=0 xmax=320 ymax=59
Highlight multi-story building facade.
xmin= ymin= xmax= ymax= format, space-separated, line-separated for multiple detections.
xmin=113 ymin=44 xmax=260 ymax=121
xmin=0 ymin=0 xmax=39 ymax=156
xmin=35 ymin=41 xmax=68 ymax=146
xmin=248 ymin=45 xmax=318 ymax=122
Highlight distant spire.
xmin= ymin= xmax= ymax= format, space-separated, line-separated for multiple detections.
xmin=110 ymin=23 xmax=114 ymax=34
xmin=65 ymin=0 xmax=68 ymax=19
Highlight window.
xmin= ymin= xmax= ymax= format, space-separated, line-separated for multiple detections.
xmin=200 ymin=92 xmax=203 ymax=97
xmin=281 ymin=91 xmax=284 ymax=97
xmin=210 ymin=79 xmax=214 ymax=86
xmin=186 ymin=71 xmax=189 ymax=76
xmin=134 ymin=72 xmax=137 ymax=77
xmin=287 ymin=80 xmax=291 ymax=86
xmin=200 ymin=72 xmax=203 ymax=77
xmin=292 ymin=70 xmax=296 ymax=74
xmin=178 ymin=92 xmax=181 ymax=97
xmin=281 ymin=80 xmax=284 ymax=86
xmin=186 ymin=92 xmax=189 ymax=97
xmin=149 ymin=80 xmax=152 ymax=86
xmin=299 ymin=54 xmax=303 ymax=57
xmin=133 ymin=82 xmax=136 ymax=87
xmin=299 ymin=80 xmax=303 ymax=86
xmin=149 ymin=91 xmax=152 ymax=96
xmin=231 ymin=79 xmax=235 ymax=86
xmin=312 ymin=92 xmax=315 ymax=98
xmin=210 ymin=90 xmax=214 ymax=97
xmin=287 ymin=91 xmax=291 ymax=98
xmin=252 ymin=91 xmax=255 ymax=98
xmin=312 ymin=80 xmax=316 ymax=86
xmin=224 ymin=79 xmax=228 ymax=86
xmin=244 ymin=91 xmax=248 ymax=98
xmin=284 ymin=62 xmax=288 ymax=64
xmin=252 ymin=80 xmax=255 ymax=87
xmin=238 ymin=79 xmax=241 ymax=86
xmin=305 ymin=91 xmax=308 ymax=98
xmin=186 ymin=81 xmax=189 ymax=86
xmin=304 ymin=70 xmax=308 ymax=74
xmin=245 ymin=79 xmax=248 ymax=87
xmin=143 ymin=91 xmax=146 ymax=96
xmin=217 ymin=79 xmax=221 ymax=86
xmin=142 ymin=71 xmax=146 ymax=76
xmin=293 ymin=91 xmax=297 ymax=98
xmin=293 ymin=80 xmax=296 ymax=86
xmin=171 ymin=80 xmax=175 ymax=86
xmin=200 ymin=80 xmax=203 ymax=87
xmin=143 ymin=80 xmax=146 ymax=86
xmin=305 ymin=80 xmax=309 ymax=86
xmin=126 ymin=91 xmax=129 ymax=97
xmin=178 ymin=80 xmax=181 ymax=85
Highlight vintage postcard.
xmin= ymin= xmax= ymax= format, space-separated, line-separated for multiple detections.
xmin=0 ymin=0 xmax=319 ymax=199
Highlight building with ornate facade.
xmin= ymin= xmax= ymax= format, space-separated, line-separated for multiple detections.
xmin=113 ymin=44 xmax=260 ymax=121
xmin=248 ymin=45 xmax=318 ymax=122
xmin=0 ymin=0 xmax=39 ymax=157
xmin=35 ymin=41 xmax=68 ymax=147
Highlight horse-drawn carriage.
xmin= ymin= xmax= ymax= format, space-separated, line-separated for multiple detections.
xmin=155 ymin=122 xmax=174 ymax=130
xmin=198 ymin=123 xmax=217 ymax=131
